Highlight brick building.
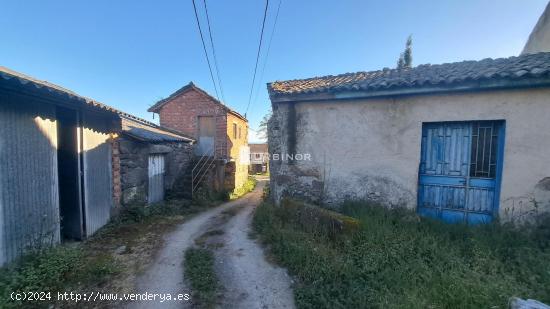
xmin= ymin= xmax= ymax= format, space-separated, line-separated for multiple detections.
xmin=148 ymin=82 xmax=249 ymax=193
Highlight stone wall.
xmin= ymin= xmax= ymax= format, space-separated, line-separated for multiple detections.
xmin=268 ymin=88 xmax=550 ymax=221
xmin=115 ymin=136 xmax=193 ymax=205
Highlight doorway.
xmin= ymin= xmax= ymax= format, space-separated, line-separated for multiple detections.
xmin=56 ymin=107 xmax=83 ymax=240
xmin=417 ymin=121 xmax=505 ymax=224
xmin=196 ymin=116 xmax=215 ymax=156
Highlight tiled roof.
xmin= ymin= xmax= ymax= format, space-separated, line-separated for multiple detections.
xmin=121 ymin=117 xmax=194 ymax=143
xmin=148 ymin=82 xmax=247 ymax=121
xmin=268 ymin=52 xmax=550 ymax=101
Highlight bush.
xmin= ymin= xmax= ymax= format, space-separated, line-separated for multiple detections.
xmin=254 ymin=200 xmax=550 ymax=308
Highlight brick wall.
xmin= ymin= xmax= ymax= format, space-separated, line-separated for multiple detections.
xmin=111 ymin=135 xmax=121 ymax=208
xmin=159 ymin=89 xmax=225 ymax=137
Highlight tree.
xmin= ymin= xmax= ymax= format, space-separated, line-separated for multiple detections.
xmin=397 ymin=35 xmax=413 ymax=69
xmin=257 ymin=111 xmax=272 ymax=140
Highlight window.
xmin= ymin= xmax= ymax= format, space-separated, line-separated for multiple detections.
xmin=238 ymin=126 xmax=242 ymax=139
xmin=255 ymin=153 xmax=261 ymax=159
xmin=470 ymin=121 xmax=499 ymax=178
xmin=233 ymin=123 xmax=237 ymax=139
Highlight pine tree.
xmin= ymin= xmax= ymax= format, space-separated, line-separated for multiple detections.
xmin=396 ymin=35 xmax=413 ymax=69
xmin=403 ymin=35 xmax=412 ymax=68
xmin=397 ymin=53 xmax=405 ymax=70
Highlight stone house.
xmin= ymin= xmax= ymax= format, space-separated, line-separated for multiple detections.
xmin=148 ymin=82 xmax=249 ymax=193
xmin=112 ymin=116 xmax=194 ymax=206
xmin=267 ymin=52 xmax=550 ymax=224
xmin=0 ymin=66 xmax=120 ymax=266
xmin=249 ymin=143 xmax=269 ymax=174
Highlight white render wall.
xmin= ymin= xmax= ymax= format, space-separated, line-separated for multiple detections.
xmin=269 ymin=87 xmax=550 ymax=220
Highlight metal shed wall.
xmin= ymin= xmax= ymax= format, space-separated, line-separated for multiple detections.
xmin=82 ymin=112 xmax=113 ymax=236
xmin=0 ymin=96 xmax=60 ymax=266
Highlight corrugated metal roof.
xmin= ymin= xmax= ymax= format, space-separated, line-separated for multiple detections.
xmin=268 ymin=52 xmax=550 ymax=101
xmin=0 ymin=66 xmax=194 ymax=142
xmin=121 ymin=117 xmax=194 ymax=143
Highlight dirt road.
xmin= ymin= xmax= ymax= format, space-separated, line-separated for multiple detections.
xmin=128 ymin=179 xmax=295 ymax=309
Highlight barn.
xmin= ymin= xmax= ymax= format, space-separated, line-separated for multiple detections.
xmin=267 ymin=52 xmax=550 ymax=224
xmin=0 ymin=67 xmax=120 ymax=266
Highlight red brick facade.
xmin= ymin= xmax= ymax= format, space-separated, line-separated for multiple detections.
xmin=157 ymin=88 xmax=231 ymax=157
xmin=111 ymin=135 xmax=121 ymax=208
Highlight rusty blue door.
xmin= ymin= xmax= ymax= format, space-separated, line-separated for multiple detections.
xmin=418 ymin=121 xmax=504 ymax=224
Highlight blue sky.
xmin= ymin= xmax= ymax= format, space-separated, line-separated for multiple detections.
xmin=1 ymin=0 xmax=547 ymax=142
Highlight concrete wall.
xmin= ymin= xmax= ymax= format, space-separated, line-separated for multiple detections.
xmin=269 ymin=87 xmax=550 ymax=221
xmin=226 ymin=112 xmax=249 ymax=189
xmin=522 ymin=2 xmax=550 ymax=54
xmin=115 ymin=137 xmax=193 ymax=205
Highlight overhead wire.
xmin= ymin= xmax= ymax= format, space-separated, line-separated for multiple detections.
xmin=244 ymin=0 xmax=270 ymax=117
xmin=191 ymin=0 xmax=220 ymax=100
xmin=203 ymin=0 xmax=226 ymax=103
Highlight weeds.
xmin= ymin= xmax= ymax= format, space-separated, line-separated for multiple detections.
xmin=230 ymin=177 xmax=257 ymax=200
xmin=0 ymin=246 xmax=117 ymax=308
xmin=184 ymin=248 xmax=219 ymax=308
xmin=254 ymin=200 xmax=550 ymax=308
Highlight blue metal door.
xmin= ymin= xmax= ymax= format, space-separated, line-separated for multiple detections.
xmin=418 ymin=121 xmax=504 ymax=224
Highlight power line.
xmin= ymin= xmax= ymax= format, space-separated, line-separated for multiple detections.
xmin=203 ymin=0 xmax=226 ymax=103
xmin=191 ymin=0 xmax=220 ymax=100
xmin=252 ymin=0 xmax=282 ymax=111
xmin=245 ymin=0 xmax=270 ymax=116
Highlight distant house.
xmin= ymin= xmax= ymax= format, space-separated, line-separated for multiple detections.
xmin=113 ymin=116 xmax=194 ymax=206
xmin=267 ymin=52 xmax=550 ymax=224
xmin=0 ymin=66 xmax=120 ymax=266
xmin=249 ymin=143 xmax=269 ymax=174
xmin=148 ymin=82 xmax=249 ymax=194
xmin=523 ymin=2 xmax=550 ymax=54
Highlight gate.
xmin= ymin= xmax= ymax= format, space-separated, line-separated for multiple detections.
xmin=418 ymin=121 xmax=505 ymax=224
xmin=148 ymin=154 xmax=165 ymax=204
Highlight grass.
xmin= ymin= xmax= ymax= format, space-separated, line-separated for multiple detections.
xmin=0 ymin=197 xmax=224 ymax=308
xmin=230 ymin=177 xmax=257 ymax=200
xmin=184 ymin=248 xmax=219 ymax=308
xmin=253 ymin=199 xmax=550 ymax=309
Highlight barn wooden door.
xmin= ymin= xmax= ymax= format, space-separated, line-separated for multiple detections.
xmin=418 ymin=121 xmax=505 ymax=224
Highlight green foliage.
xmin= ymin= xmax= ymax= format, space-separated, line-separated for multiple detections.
xmin=253 ymin=200 xmax=550 ymax=309
xmin=230 ymin=177 xmax=257 ymax=200
xmin=0 ymin=246 xmax=117 ymax=308
xmin=279 ymin=198 xmax=360 ymax=238
xmin=184 ymin=248 xmax=218 ymax=308
xmin=397 ymin=35 xmax=413 ymax=69
xmin=257 ymin=111 xmax=272 ymax=140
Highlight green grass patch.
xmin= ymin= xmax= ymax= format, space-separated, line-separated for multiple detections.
xmin=253 ymin=200 xmax=550 ymax=309
xmin=184 ymin=248 xmax=219 ymax=308
xmin=0 ymin=197 xmax=221 ymax=308
xmin=230 ymin=177 xmax=257 ymax=200
xmin=0 ymin=246 xmax=118 ymax=308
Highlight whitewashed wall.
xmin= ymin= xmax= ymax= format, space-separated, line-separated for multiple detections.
xmin=269 ymin=87 xmax=550 ymax=221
